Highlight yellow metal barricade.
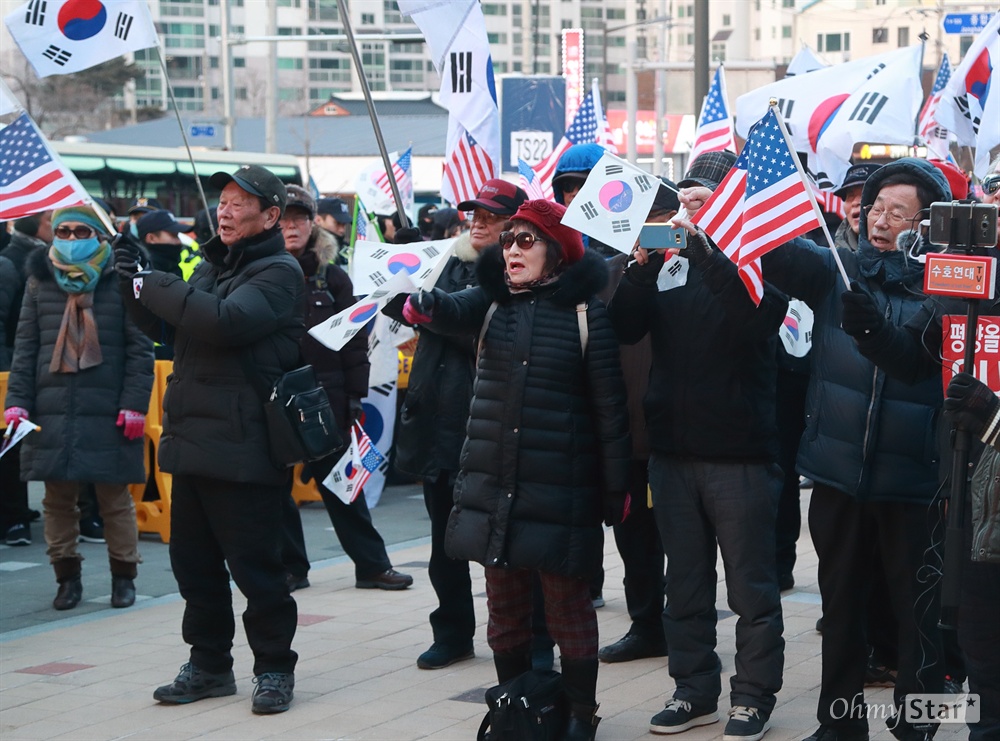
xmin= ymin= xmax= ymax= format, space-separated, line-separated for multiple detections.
xmin=128 ymin=360 xmax=173 ymax=543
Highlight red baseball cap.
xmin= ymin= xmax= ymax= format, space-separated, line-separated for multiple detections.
xmin=457 ymin=179 xmax=528 ymax=215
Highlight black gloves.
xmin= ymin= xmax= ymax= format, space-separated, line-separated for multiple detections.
xmin=841 ymin=280 xmax=884 ymax=338
xmin=348 ymin=398 xmax=365 ymax=424
xmin=112 ymin=232 xmax=145 ymax=280
xmin=603 ymin=492 xmax=631 ymax=527
xmin=626 ymin=249 xmax=665 ymax=286
xmin=945 ymin=372 xmax=1000 ymax=443
xmin=393 ymin=226 xmax=423 ymax=245
xmin=684 ymin=228 xmax=715 ymax=268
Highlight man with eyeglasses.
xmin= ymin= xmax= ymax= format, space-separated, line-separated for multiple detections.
xmin=846 ymin=153 xmax=1000 ymax=741
xmin=760 ymin=158 xmax=952 ymax=741
xmin=832 ymin=164 xmax=882 ymax=252
xmin=114 ymin=164 xmax=305 ymax=715
xmin=385 ymin=178 xmax=528 ymax=671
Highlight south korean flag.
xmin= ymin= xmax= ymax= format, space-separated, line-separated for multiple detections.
xmin=560 ymin=152 xmax=662 ymax=255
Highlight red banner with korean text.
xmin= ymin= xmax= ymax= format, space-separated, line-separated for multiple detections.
xmin=941 ymin=315 xmax=1000 ymax=393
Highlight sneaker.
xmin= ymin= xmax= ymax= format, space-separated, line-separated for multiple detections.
xmin=286 ymin=573 xmax=310 ymax=592
xmin=5 ymin=523 xmax=31 ymax=546
xmin=592 ymin=592 xmax=605 ymax=609
xmin=355 ymin=568 xmax=413 ymax=590
xmin=802 ymin=724 xmax=870 ymax=741
xmin=650 ymin=698 xmax=720 ymax=734
xmin=78 ymin=517 xmax=105 ymax=544
xmin=724 ymin=706 xmax=771 ymax=741
xmin=864 ymin=660 xmax=897 ymax=688
xmin=416 ymin=642 xmax=475 ymax=670
xmin=154 ymin=662 xmax=237 ymax=704
xmin=599 ymin=632 xmax=668 ymax=663
xmin=251 ymin=672 xmax=294 ymax=714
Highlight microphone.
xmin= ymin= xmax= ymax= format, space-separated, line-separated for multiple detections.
xmin=896 ymin=228 xmax=927 ymax=261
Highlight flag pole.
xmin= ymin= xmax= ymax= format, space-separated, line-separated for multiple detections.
xmin=336 ymin=0 xmax=410 ymax=229
xmin=769 ymin=100 xmax=851 ymax=290
xmin=154 ymin=46 xmax=215 ymax=237
xmin=914 ymin=33 xmax=928 ymax=146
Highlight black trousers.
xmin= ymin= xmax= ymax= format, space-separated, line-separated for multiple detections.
xmin=775 ymin=368 xmax=808 ymax=579
xmin=281 ymin=459 xmax=392 ymax=581
xmin=960 ymin=558 xmax=1000 ymax=741
xmin=809 ymin=484 xmax=943 ymax=732
xmin=424 ymin=471 xmax=475 ymax=648
xmin=170 ymin=474 xmax=298 ymax=676
xmin=0 ymin=451 xmax=30 ymax=531
xmin=611 ymin=459 xmax=666 ymax=645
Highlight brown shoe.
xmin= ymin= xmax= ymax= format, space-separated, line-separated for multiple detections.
xmin=355 ymin=568 xmax=413 ymax=590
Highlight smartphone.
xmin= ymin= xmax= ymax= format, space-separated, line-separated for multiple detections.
xmin=639 ymin=223 xmax=687 ymax=250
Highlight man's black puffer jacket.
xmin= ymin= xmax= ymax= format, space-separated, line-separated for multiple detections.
xmin=426 ymin=246 xmax=631 ymax=580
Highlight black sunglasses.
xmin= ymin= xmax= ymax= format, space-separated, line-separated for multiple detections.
xmin=983 ymin=174 xmax=1000 ymax=196
xmin=54 ymin=225 xmax=98 ymax=240
xmin=499 ymin=231 xmax=545 ymax=250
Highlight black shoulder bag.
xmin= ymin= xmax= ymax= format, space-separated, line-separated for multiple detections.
xmin=239 ymin=351 xmax=344 ymax=468
xmin=477 ymin=669 xmax=567 ymax=741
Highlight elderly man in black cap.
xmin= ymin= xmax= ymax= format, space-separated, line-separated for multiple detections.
xmin=610 ymin=151 xmax=788 ymax=740
xmin=832 ymin=164 xmax=882 ymax=252
xmin=114 ymin=164 xmax=304 ymax=715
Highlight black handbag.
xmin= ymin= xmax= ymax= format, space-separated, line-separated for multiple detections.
xmin=477 ymin=670 xmax=568 ymax=741
xmin=240 ymin=353 xmax=344 ymax=468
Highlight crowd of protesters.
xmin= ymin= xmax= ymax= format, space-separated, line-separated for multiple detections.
xmin=2 ymin=150 xmax=998 ymax=741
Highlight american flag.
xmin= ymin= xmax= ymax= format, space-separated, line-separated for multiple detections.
xmin=0 ymin=111 xmax=88 ymax=220
xmin=517 ymin=158 xmax=549 ymax=200
xmin=531 ymin=89 xmax=601 ymax=192
xmin=809 ymin=178 xmax=845 ymax=218
xmin=691 ymin=108 xmax=822 ymax=305
xmin=351 ymin=423 xmax=385 ymax=498
xmin=374 ymin=147 xmax=414 ymax=213
xmin=351 ymin=196 xmax=380 ymax=244
xmin=443 ymin=124 xmax=495 ymax=206
xmin=918 ymin=54 xmax=952 ymax=159
xmin=689 ymin=66 xmax=736 ymax=163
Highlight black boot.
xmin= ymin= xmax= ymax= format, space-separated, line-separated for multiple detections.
xmin=493 ymin=648 xmax=531 ymax=684
xmin=52 ymin=558 xmax=82 ymax=611
xmin=561 ymin=657 xmax=601 ymax=741
xmin=110 ymin=559 xmax=137 ymax=608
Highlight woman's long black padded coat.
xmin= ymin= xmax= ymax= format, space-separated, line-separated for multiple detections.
xmin=427 ymin=246 xmax=631 ymax=580
xmin=6 ymin=249 xmax=154 ymax=483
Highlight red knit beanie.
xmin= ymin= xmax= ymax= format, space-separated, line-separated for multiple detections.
xmin=509 ymin=200 xmax=585 ymax=265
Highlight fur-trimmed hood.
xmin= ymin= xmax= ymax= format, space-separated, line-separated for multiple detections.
xmin=453 ymin=231 xmax=479 ymax=263
xmin=307 ymin=224 xmax=338 ymax=265
xmin=475 ymin=243 xmax=609 ymax=307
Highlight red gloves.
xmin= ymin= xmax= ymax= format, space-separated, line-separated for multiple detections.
xmin=3 ymin=406 xmax=28 ymax=428
xmin=402 ymin=292 xmax=435 ymax=325
xmin=117 ymin=409 xmax=146 ymax=440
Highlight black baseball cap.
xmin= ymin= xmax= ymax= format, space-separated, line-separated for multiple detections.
xmin=317 ymin=197 xmax=353 ymax=224
xmin=210 ymin=165 xmax=287 ymax=213
xmin=128 ymin=197 xmax=163 ymax=216
xmin=833 ymin=164 xmax=882 ymax=199
xmin=137 ymin=210 xmax=184 ymax=241
xmin=456 ymin=179 xmax=529 ymax=215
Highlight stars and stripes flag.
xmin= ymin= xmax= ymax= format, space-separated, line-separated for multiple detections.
xmin=918 ymin=53 xmax=952 ymax=154
xmin=809 ymin=178 xmax=845 ymax=218
xmin=373 ymin=147 xmax=414 ymax=214
xmin=691 ymin=107 xmax=824 ymax=305
xmin=518 ymin=158 xmax=549 ymax=200
xmin=590 ymin=78 xmax=618 ymax=153
xmin=321 ymin=423 xmax=387 ymax=504
xmin=444 ymin=121 xmax=495 ymax=205
xmin=4 ymin=0 xmax=159 ymax=78
xmin=689 ymin=66 xmax=736 ymax=162
xmin=0 ymin=111 xmax=89 ymax=220
xmin=531 ymin=87 xmax=602 ymax=193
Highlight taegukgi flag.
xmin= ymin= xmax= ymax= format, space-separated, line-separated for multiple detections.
xmin=5 ymin=0 xmax=159 ymax=77
xmin=560 ymin=151 xmax=663 ymax=255
xmin=350 ymin=238 xmax=454 ymax=297
xmin=308 ymin=270 xmax=414 ymax=352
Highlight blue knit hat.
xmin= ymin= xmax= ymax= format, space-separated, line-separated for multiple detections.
xmin=52 ymin=205 xmax=111 ymax=236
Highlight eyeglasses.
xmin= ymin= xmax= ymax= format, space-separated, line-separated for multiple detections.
xmin=54 ymin=225 xmax=98 ymax=240
xmin=863 ymin=205 xmax=917 ymax=229
xmin=983 ymin=174 xmax=1000 ymax=196
xmin=500 ymin=231 xmax=545 ymax=250
xmin=469 ymin=209 xmax=505 ymax=226
xmin=279 ymin=214 xmax=311 ymax=228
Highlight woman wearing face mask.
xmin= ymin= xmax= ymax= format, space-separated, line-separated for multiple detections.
xmin=398 ymin=200 xmax=630 ymax=741
xmin=3 ymin=205 xmax=154 ymax=611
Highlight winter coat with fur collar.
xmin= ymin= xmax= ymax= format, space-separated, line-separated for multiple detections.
xmin=426 ymin=245 xmax=631 ymax=579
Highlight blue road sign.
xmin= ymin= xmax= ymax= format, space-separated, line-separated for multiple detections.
xmin=943 ymin=12 xmax=994 ymax=35
xmin=190 ymin=124 xmax=216 ymax=137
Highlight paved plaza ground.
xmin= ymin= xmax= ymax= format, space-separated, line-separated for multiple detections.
xmin=0 ymin=485 xmax=967 ymax=740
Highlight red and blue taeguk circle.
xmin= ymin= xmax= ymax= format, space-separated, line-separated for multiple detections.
xmin=598 ymin=181 xmax=634 ymax=213
xmin=349 ymin=303 xmax=378 ymax=323
xmin=386 ymin=253 xmax=422 ymax=275
xmin=58 ymin=0 xmax=108 ymax=41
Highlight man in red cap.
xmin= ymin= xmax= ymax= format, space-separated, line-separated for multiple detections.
xmin=385 ymin=179 xmax=528 ymax=671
